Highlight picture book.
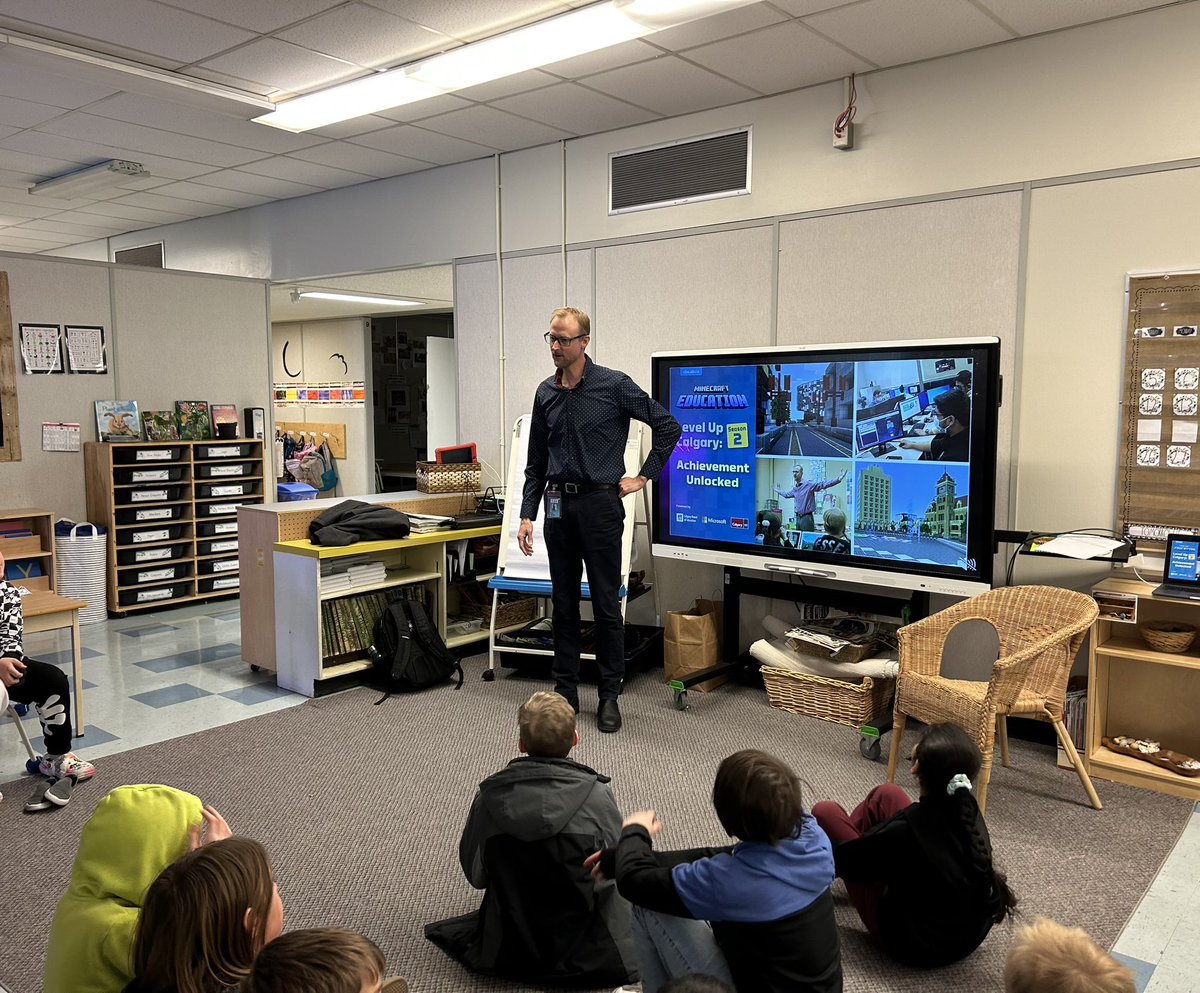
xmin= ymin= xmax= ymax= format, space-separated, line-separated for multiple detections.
xmin=209 ymin=403 xmax=239 ymax=436
xmin=175 ymin=400 xmax=211 ymax=440
xmin=95 ymin=399 xmax=141 ymax=442
xmin=141 ymin=410 xmax=179 ymax=441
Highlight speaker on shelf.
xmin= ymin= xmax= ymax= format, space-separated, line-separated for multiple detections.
xmin=244 ymin=407 xmax=266 ymax=439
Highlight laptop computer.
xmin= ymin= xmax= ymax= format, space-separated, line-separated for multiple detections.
xmin=1152 ymin=534 xmax=1200 ymax=600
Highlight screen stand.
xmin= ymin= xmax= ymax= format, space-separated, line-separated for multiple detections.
xmin=668 ymin=566 xmax=929 ymax=708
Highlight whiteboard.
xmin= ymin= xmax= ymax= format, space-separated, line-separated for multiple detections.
xmin=499 ymin=413 xmax=643 ymax=583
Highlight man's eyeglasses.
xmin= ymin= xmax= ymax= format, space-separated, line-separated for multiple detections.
xmin=544 ymin=332 xmax=587 ymax=346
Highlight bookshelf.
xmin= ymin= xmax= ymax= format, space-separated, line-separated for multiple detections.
xmin=84 ymin=439 xmax=265 ymax=615
xmin=0 ymin=508 xmax=54 ymax=591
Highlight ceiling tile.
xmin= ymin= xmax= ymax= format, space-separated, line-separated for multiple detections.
xmin=0 ymin=124 xmax=19 ymax=142
xmin=147 ymin=180 xmax=273 ymax=208
xmin=582 ymin=56 xmax=758 ymax=118
xmin=111 ymin=191 xmax=231 ymax=216
xmin=0 ymin=62 xmax=119 ymax=110
xmin=4 ymin=224 xmax=82 ymax=242
xmin=38 ymin=113 xmax=270 ymax=168
xmin=645 ymin=4 xmax=789 ymax=52
xmin=363 ymin=0 xmax=570 ymax=42
xmin=974 ymin=0 xmax=1167 ymax=35
xmin=418 ymin=105 xmax=571 ymax=152
xmin=0 ymin=234 xmax=77 ymax=249
xmin=769 ymin=0 xmax=861 ymax=15
xmin=83 ymin=93 xmax=325 ymax=155
xmin=183 ymin=66 xmax=278 ymax=97
xmin=289 ymin=141 xmax=434 ymax=177
xmin=493 ymin=83 xmax=658 ymax=136
xmin=0 ymin=146 xmax=87 ymax=180
xmin=375 ymin=94 xmax=475 ymax=123
xmin=0 ymin=131 xmax=220 ymax=181
xmin=195 ymin=39 xmax=363 ymax=96
xmin=685 ymin=20 xmax=873 ymax=94
xmin=0 ymin=95 xmax=68 ymax=129
xmin=236 ymin=155 xmax=374 ymax=189
xmin=20 ymin=216 xmax=129 ymax=237
xmin=541 ymin=39 xmax=663 ymax=79
xmin=73 ymin=201 xmax=193 ymax=225
xmin=351 ymin=125 xmax=495 ymax=164
xmin=277 ymin=3 xmax=455 ymax=69
xmin=190 ymin=169 xmax=325 ymax=200
xmin=804 ymin=0 xmax=1013 ymax=66
xmin=152 ymin=0 xmax=346 ymax=33
xmin=452 ymin=69 xmax=560 ymax=103
xmin=0 ymin=0 xmax=256 ymax=64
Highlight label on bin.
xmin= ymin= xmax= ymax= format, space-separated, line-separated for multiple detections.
xmin=213 ymin=522 xmax=238 ymax=535
xmin=132 ymin=470 xmax=169 ymax=482
xmin=132 ymin=529 xmax=170 ymax=543
xmin=212 ymin=576 xmax=239 ymax=590
xmin=212 ymin=559 xmax=238 ymax=572
xmin=134 ymin=508 xmax=172 ymax=522
xmin=137 ymin=567 xmax=176 ymax=583
xmin=205 ymin=446 xmax=241 ymax=457
xmin=209 ymin=502 xmax=240 ymax=515
xmin=208 ymin=539 xmax=238 ymax=553
xmin=209 ymin=465 xmax=244 ymax=476
xmin=137 ymin=588 xmax=174 ymax=602
xmin=136 ymin=449 xmax=172 ymax=461
xmin=134 ymin=548 xmax=172 ymax=562
xmin=131 ymin=489 xmax=168 ymax=502
xmin=209 ymin=484 xmax=243 ymax=497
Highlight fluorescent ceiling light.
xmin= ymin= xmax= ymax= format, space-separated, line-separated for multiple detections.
xmin=30 ymin=159 xmax=149 ymax=197
xmin=296 ymin=290 xmax=423 ymax=307
xmin=256 ymin=0 xmax=758 ymax=132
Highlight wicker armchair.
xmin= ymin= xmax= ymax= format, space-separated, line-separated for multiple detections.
xmin=885 ymin=585 xmax=1101 ymax=813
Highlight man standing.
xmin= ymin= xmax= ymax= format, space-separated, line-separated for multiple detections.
xmin=519 ymin=307 xmax=681 ymax=733
xmin=774 ymin=465 xmax=847 ymax=532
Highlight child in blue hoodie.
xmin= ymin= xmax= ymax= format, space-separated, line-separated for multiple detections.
xmin=588 ymin=749 xmax=842 ymax=993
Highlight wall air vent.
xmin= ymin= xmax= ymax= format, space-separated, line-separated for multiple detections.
xmin=609 ymin=128 xmax=750 ymax=215
xmin=114 ymin=242 xmax=164 ymax=268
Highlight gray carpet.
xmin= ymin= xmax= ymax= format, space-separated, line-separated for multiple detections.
xmin=0 ymin=658 xmax=1191 ymax=993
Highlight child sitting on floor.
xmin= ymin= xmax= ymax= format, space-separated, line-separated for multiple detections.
xmin=811 ymin=721 xmax=1017 ymax=967
xmin=243 ymin=927 xmax=407 ymax=993
xmin=590 ymin=748 xmax=842 ymax=993
xmin=1004 ymin=917 xmax=1135 ymax=993
xmin=425 ymin=690 xmax=636 ymax=988
xmin=44 ymin=785 xmax=231 ymax=993
xmin=0 ymin=550 xmax=93 ymax=804
xmin=125 ymin=836 xmax=283 ymax=993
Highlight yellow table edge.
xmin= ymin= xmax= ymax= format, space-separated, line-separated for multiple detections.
xmin=274 ymin=525 xmax=502 ymax=558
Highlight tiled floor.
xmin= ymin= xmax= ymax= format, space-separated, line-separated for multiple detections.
xmin=2 ymin=601 xmax=1197 ymax=992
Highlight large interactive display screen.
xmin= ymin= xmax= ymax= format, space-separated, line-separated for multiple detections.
xmin=651 ymin=338 xmax=1001 ymax=596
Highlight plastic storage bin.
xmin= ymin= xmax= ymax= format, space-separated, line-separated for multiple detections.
xmin=277 ymin=482 xmax=317 ymax=501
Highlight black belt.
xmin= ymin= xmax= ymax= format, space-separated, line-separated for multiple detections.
xmin=548 ymin=481 xmax=613 ymax=495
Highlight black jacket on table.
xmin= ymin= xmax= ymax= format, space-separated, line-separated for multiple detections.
xmin=609 ymin=819 xmax=842 ymax=993
xmin=831 ymin=795 xmax=997 ymax=966
xmin=424 ymin=755 xmax=636 ymax=988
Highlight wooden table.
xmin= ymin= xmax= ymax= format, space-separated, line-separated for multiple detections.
xmin=21 ymin=591 xmax=88 ymax=735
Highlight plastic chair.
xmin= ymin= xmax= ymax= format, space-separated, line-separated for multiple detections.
xmin=885 ymin=585 xmax=1101 ymax=813
xmin=6 ymin=704 xmax=37 ymax=764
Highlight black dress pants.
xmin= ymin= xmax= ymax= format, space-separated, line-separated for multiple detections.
xmin=543 ymin=487 xmax=625 ymax=701
xmin=7 ymin=654 xmax=74 ymax=755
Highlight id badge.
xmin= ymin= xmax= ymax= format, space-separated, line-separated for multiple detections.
xmin=546 ymin=491 xmax=562 ymax=519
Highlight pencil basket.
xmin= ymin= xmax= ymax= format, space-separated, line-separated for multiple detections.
xmin=761 ymin=666 xmax=895 ymax=728
xmin=415 ymin=461 xmax=481 ymax=494
xmin=462 ymin=594 xmax=536 ymax=628
xmin=1138 ymin=620 xmax=1197 ymax=653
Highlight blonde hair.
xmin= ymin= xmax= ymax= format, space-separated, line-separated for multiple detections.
xmin=243 ymin=928 xmax=385 ymax=993
xmin=518 ymin=691 xmax=576 ymax=757
xmin=1004 ymin=918 xmax=1135 ymax=993
xmin=551 ymin=307 xmax=590 ymax=337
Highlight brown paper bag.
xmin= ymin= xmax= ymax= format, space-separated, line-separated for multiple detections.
xmin=664 ymin=599 xmax=728 ymax=693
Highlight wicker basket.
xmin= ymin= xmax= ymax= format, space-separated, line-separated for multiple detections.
xmin=415 ymin=461 xmax=481 ymax=494
xmin=1139 ymin=620 xmax=1197 ymax=653
xmin=761 ymin=665 xmax=895 ymax=728
xmin=462 ymin=594 xmax=537 ymax=628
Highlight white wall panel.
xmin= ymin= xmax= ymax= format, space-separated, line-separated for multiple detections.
xmin=454 ymin=259 xmax=502 ymax=485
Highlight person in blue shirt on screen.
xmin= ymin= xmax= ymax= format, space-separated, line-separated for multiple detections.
xmin=773 ymin=466 xmax=846 ymax=532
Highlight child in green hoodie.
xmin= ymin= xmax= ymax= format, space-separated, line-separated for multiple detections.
xmin=43 ymin=785 xmax=231 ymax=993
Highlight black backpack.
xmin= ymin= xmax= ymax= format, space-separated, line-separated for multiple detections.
xmin=368 ymin=599 xmax=464 ymax=700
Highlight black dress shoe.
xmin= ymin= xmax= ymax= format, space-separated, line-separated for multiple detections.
xmin=597 ymin=698 xmax=622 ymax=733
